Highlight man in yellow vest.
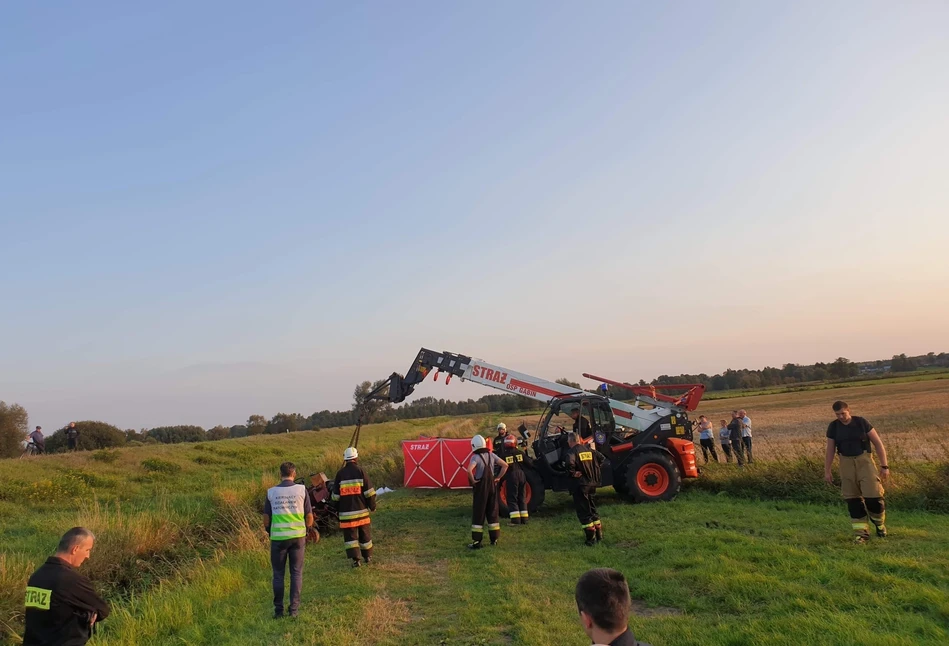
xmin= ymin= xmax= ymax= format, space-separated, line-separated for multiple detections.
xmin=264 ymin=462 xmax=314 ymax=618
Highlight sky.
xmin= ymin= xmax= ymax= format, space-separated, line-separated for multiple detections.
xmin=1 ymin=2 xmax=947 ymax=430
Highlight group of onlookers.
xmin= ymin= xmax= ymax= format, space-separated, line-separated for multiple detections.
xmin=20 ymin=422 xmax=81 ymax=457
xmin=695 ymin=409 xmax=752 ymax=465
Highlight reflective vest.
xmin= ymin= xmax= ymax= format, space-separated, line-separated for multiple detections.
xmin=267 ymin=484 xmax=307 ymax=540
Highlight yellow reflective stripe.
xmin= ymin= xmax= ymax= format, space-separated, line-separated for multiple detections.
xmin=339 ymin=479 xmax=363 ymax=486
xmin=581 ymin=522 xmax=596 ymax=529
xmin=331 ymin=493 xmax=340 ymax=501
xmin=509 ymin=511 xmax=519 ymax=518
xmin=471 ymin=525 xmax=483 ymax=531
xmin=25 ymin=587 xmax=52 ymax=610
xmin=852 ymin=522 xmax=869 ymax=530
xmin=359 ymin=541 xmax=373 ymax=549
xmin=487 ymin=523 xmax=500 ymax=531
xmin=339 ymin=510 xmax=370 ymax=520
xmin=344 ymin=540 xmax=359 ymax=548
xmin=364 ymin=488 xmax=376 ymax=497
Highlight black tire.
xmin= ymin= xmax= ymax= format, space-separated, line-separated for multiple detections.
xmin=498 ymin=469 xmax=546 ymax=517
xmin=622 ymin=451 xmax=681 ymax=503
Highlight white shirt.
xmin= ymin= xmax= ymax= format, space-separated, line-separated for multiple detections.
xmin=741 ymin=416 xmax=752 ymax=438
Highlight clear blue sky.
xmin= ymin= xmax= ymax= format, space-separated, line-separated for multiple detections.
xmin=2 ymin=2 xmax=947 ymax=430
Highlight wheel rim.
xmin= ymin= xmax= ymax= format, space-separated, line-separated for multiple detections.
xmin=636 ymin=464 xmax=669 ymax=496
xmin=524 ymin=483 xmax=532 ymax=504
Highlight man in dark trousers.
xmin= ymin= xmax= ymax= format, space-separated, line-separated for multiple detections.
xmin=727 ymin=411 xmax=745 ymax=466
xmin=575 ymin=568 xmax=652 ymax=646
xmin=24 ymin=527 xmax=110 ymax=646
xmin=565 ymin=432 xmax=605 ymax=545
xmin=332 ymin=447 xmax=377 ymax=567
xmin=824 ymin=401 xmax=890 ymax=544
xmin=496 ymin=434 xmax=533 ymax=525
xmin=492 ymin=422 xmax=509 ymax=453
xmin=466 ymin=434 xmax=508 ymax=549
xmin=65 ymin=422 xmax=80 ymax=451
xmin=264 ymin=461 xmax=313 ymax=617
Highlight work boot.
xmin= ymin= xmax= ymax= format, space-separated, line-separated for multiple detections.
xmin=288 ymin=610 xmax=299 ymax=619
xmin=352 ymin=559 xmax=362 ymax=568
xmin=273 ymin=610 xmax=284 ymax=619
xmin=853 ymin=535 xmax=869 ymax=545
xmin=364 ymin=556 xmax=372 ymax=565
xmin=467 ymin=541 xmax=483 ymax=550
xmin=490 ymin=539 xmax=499 ymax=546
xmin=584 ymin=538 xmax=597 ymax=547
xmin=875 ymin=525 xmax=888 ymax=538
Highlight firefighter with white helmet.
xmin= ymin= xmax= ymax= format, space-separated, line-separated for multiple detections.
xmin=492 ymin=422 xmax=509 ymax=454
xmin=466 ymin=434 xmax=508 ymax=549
xmin=331 ymin=446 xmax=377 ymax=567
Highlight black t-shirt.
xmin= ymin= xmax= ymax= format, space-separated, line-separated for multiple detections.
xmin=826 ymin=416 xmax=872 ymax=457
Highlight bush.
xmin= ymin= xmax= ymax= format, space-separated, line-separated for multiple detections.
xmin=140 ymin=459 xmax=182 ymax=475
xmin=46 ymin=421 xmax=127 ymax=453
xmin=91 ymin=449 xmax=120 ymax=463
xmin=145 ymin=425 xmax=207 ymax=444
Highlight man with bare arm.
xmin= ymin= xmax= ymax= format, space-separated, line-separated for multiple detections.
xmin=824 ymin=401 xmax=889 ymax=544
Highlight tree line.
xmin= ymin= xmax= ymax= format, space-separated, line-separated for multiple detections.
xmin=2 ymin=351 xmax=946 ymax=457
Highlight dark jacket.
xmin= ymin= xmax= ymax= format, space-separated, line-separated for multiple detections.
xmin=610 ymin=627 xmax=652 ymax=646
xmin=727 ymin=418 xmax=742 ymax=442
xmin=492 ymin=433 xmax=509 ymax=453
xmin=565 ymin=443 xmax=604 ymax=486
xmin=29 ymin=430 xmax=45 ymax=451
xmin=572 ymin=416 xmax=593 ymax=440
xmin=24 ymin=557 xmax=110 ymax=646
xmin=332 ymin=462 xmax=377 ymax=528
xmin=495 ymin=444 xmax=533 ymax=481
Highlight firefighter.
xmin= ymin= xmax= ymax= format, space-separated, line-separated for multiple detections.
xmin=466 ymin=434 xmax=508 ymax=549
xmin=496 ymin=434 xmax=533 ymax=525
xmin=492 ymin=423 xmax=509 ymax=453
xmin=824 ymin=401 xmax=889 ymax=544
xmin=565 ymin=431 xmax=604 ymax=546
xmin=332 ymin=447 xmax=377 ymax=568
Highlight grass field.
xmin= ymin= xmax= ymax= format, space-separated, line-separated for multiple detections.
xmin=2 ymin=381 xmax=949 ymax=645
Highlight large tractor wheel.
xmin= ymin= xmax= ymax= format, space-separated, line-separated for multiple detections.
xmin=498 ymin=469 xmax=546 ymax=517
xmin=621 ymin=452 xmax=681 ymax=503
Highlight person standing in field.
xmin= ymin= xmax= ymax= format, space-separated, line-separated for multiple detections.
xmin=565 ymin=431 xmax=605 ymax=546
xmin=66 ymin=422 xmax=80 ymax=451
xmin=496 ymin=434 xmax=533 ymax=525
xmin=824 ymin=401 xmax=889 ymax=544
xmin=718 ymin=419 xmax=732 ymax=462
xmin=467 ymin=434 xmax=508 ymax=549
xmin=739 ymin=409 xmax=753 ymax=463
xmin=264 ymin=461 xmax=313 ymax=617
xmin=332 ymin=448 xmax=377 ymax=567
xmin=23 ymin=527 xmax=110 ymax=646
xmin=696 ymin=415 xmax=718 ymax=464
xmin=727 ymin=411 xmax=745 ymax=466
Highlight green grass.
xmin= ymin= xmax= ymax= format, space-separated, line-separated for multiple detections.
xmin=2 ymin=399 xmax=949 ymax=645
xmin=701 ymin=369 xmax=949 ymax=401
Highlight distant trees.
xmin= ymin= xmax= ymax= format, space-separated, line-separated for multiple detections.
xmin=0 ymin=401 xmax=29 ymax=459
xmin=352 ymin=380 xmax=394 ymax=422
xmin=246 ymin=415 xmax=267 ymax=436
xmin=145 ymin=425 xmax=206 ymax=444
xmin=891 ymin=354 xmax=918 ymax=372
xmin=266 ymin=413 xmax=306 ymax=434
xmin=46 ymin=421 xmax=126 ymax=452
xmin=207 ymin=425 xmax=231 ymax=441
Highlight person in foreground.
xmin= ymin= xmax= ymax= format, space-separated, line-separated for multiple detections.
xmin=24 ymin=527 xmax=110 ymax=646
xmin=332 ymin=447 xmax=377 ymax=568
xmin=467 ymin=434 xmax=508 ymax=549
xmin=575 ymin=568 xmax=651 ymax=646
xmin=264 ymin=461 xmax=314 ymax=617
xmin=824 ymin=400 xmax=889 ymax=544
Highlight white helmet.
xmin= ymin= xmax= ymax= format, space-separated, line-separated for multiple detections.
xmin=496 ymin=423 xmax=507 ymax=432
xmin=343 ymin=446 xmax=358 ymax=461
xmin=471 ymin=435 xmax=487 ymax=451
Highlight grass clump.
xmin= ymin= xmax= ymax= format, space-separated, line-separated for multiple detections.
xmin=140 ymin=458 xmax=182 ymax=475
xmin=91 ymin=449 xmax=120 ymax=463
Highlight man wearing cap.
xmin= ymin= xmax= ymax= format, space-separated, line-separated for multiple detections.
xmin=264 ymin=462 xmax=314 ymax=618
xmin=29 ymin=426 xmax=46 ymax=455
xmin=332 ymin=447 xmax=377 ymax=568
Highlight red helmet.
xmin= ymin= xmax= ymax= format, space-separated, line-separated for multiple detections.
xmin=503 ymin=435 xmax=517 ymax=449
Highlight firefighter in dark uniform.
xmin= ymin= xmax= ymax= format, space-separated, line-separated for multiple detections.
xmin=332 ymin=447 xmax=377 ymax=568
xmin=492 ymin=422 xmax=509 ymax=453
xmin=565 ymin=431 xmax=604 ymax=545
xmin=466 ymin=434 xmax=508 ymax=549
xmin=570 ymin=409 xmax=593 ymax=442
xmin=496 ymin=434 xmax=534 ymax=525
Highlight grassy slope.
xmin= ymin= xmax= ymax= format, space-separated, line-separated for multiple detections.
xmin=2 ymin=385 xmax=949 ymax=645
